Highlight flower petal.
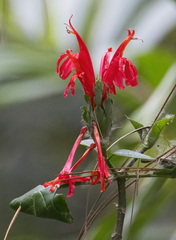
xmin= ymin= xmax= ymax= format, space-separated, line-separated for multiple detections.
xmin=102 ymin=29 xmax=138 ymax=93
xmin=56 ymin=53 xmax=68 ymax=74
xmin=62 ymin=127 xmax=87 ymax=172
xmin=59 ymin=55 xmax=76 ymax=79
xmin=71 ymin=143 xmax=96 ymax=172
xmin=115 ymin=29 xmax=135 ymax=57
xmin=63 ymin=73 xmax=77 ymax=97
xmin=124 ymin=59 xmax=138 ymax=87
xmin=93 ymin=122 xmax=111 ymax=192
xmin=100 ymin=48 xmax=112 ymax=81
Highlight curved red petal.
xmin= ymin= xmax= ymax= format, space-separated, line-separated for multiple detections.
xmin=114 ymin=29 xmax=135 ymax=57
xmin=63 ymin=73 xmax=78 ymax=97
xmin=67 ymin=16 xmax=96 ymax=107
xmin=124 ymin=59 xmax=138 ymax=87
xmin=56 ymin=53 xmax=68 ymax=74
xmin=93 ymin=122 xmax=111 ymax=192
xmin=102 ymin=29 xmax=138 ymax=93
xmin=61 ymin=127 xmax=87 ymax=172
xmin=59 ymin=57 xmax=75 ymax=79
xmin=100 ymin=47 xmax=112 ymax=81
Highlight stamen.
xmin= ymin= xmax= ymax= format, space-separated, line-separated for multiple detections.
xmin=132 ymin=37 xmax=144 ymax=42
xmin=65 ymin=25 xmax=74 ymax=35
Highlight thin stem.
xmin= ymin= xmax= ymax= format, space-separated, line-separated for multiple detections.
xmin=150 ymin=83 xmax=176 ymax=129
xmin=4 ymin=206 xmax=21 ymax=240
xmin=78 ymin=191 xmax=104 ymax=240
xmin=107 ymin=126 xmax=150 ymax=151
xmin=78 ymin=184 xmax=117 ymax=240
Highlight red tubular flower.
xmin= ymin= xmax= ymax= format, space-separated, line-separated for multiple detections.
xmin=100 ymin=29 xmax=138 ymax=97
xmin=90 ymin=122 xmax=112 ymax=192
xmin=57 ymin=16 xmax=95 ymax=108
xmin=43 ymin=127 xmax=96 ymax=197
xmin=57 ymin=17 xmax=139 ymax=107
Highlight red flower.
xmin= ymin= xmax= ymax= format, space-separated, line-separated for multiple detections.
xmin=100 ymin=29 xmax=138 ymax=97
xmin=90 ymin=122 xmax=112 ymax=192
xmin=57 ymin=17 xmax=139 ymax=107
xmin=57 ymin=15 xmax=95 ymax=108
xmin=43 ymin=127 xmax=96 ymax=197
xmin=43 ymin=123 xmax=112 ymax=196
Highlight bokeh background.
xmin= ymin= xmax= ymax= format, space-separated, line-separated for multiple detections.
xmin=0 ymin=0 xmax=176 ymax=239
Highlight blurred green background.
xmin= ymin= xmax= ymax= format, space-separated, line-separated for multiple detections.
xmin=0 ymin=0 xmax=176 ymax=239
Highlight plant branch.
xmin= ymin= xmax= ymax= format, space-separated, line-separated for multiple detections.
xmin=111 ymin=178 xmax=126 ymax=240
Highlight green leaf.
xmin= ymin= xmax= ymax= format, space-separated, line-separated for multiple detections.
xmin=113 ymin=149 xmax=154 ymax=160
xmin=81 ymin=139 xmax=95 ymax=148
xmin=144 ymin=114 xmax=175 ymax=149
xmin=10 ymin=185 xmax=73 ymax=223
xmin=127 ymin=117 xmax=148 ymax=140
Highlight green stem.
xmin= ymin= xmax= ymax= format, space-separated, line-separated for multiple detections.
xmin=102 ymin=143 xmax=118 ymax=175
xmin=111 ymin=178 xmax=126 ymax=240
xmin=102 ymin=143 xmax=127 ymax=240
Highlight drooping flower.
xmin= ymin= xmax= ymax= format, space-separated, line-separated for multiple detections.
xmin=43 ymin=127 xmax=96 ymax=197
xmin=100 ymin=29 xmax=138 ymax=97
xmin=57 ymin=15 xmax=95 ymax=108
xmin=43 ymin=123 xmax=112 ymax=196
xmin=90 ymin=122 xmax=112 ymax=192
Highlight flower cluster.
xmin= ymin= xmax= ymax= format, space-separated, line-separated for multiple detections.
xmin=57 ymin=15 xmax=138 ymax=108
xmin=44 ymin=123 xmax=111 ymax=197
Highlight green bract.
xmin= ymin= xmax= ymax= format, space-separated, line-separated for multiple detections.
xmin=82 ymin=81 xmax=113 ymax=141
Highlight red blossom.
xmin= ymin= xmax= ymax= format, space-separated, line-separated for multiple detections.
xmin=90 ymin=122 xmax=112 ymax=192
xmin=43 ymin=127 xmax=96 ymax=197
xmin=57 ymin=17 xmax=139 ymax=107
xmin=43 ymin=123 xmax=112 ymax=196
xmin=100 ymin=29 xmax=138 ymax=97
xmin=57 ymin=16 xmax=95 ymax=108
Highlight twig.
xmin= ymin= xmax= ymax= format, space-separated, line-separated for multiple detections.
xmin=4 ymin=206 xmax=21 ymax=240
xmin=107 ymin=126 xmax=151 ymax=151
xmin=150 ymin=84 xmax=176 ymax=129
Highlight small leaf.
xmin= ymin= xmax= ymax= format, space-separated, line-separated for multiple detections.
xmin=10 ymin=185 xmax=73 ymax=223
xmin=127 ymin=117 xmax=148 ymax=140
xmin=81 ymin=139 xmax=95 ymax=148
xmin=113 ymin=149 xmax=154 ymax=160
xmin=144 ymin=114 xmax=174 ymax=149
